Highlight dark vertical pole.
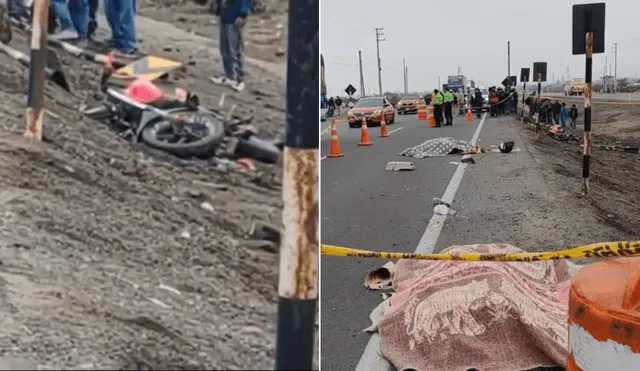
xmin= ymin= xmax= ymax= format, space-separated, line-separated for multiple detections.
xmin=521 ymin=81 xmax=526 ymax=122
xmin=275 ymin=0 xmax=318 ymax=369
xmin=583 ymin=30 xmax=593 ymax=197
xmin=25 ymin=0 xmax=49 ymax=141
xmin=507 ymin=41 xmax=511 ymax=77
xmin=536 ymin=74 xmax=542 ymax=137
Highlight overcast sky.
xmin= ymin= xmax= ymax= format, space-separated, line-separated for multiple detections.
xmin=321 ymin=0 xmax=639 ymax=97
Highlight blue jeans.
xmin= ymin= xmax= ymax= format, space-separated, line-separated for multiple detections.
xmin=7 ymin=0 xmax=27 ymax=18
xmin=69 ymin=0 xmax=90 ymax=38
xmin=88 ymin=0 xmax=99 ymax=36
xmin=51 ymin=0 xmax=74 ymax=31
xmin=219 ymin=22 xmax=244 ymax=82
xmin=104 ymin=0 xmax=136 ymax=51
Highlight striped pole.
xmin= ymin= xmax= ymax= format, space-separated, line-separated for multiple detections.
xmin=583 ymin=30 xmax=593 ymax=197
xmin=536 ymin=74 xmax=542 ymax=137
xmin=520 ymin=81 xmax=526 ymax=122
xmin=25 ymin=0 xmax=49 ymax=141
xmin=275 ymin=0 xmax=318 ymax=369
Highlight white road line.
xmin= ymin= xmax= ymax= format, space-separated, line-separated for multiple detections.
xmin=387 ymin=127 xmax=404 ymax=135
xmin=355 ymin=112 xmax=488 ymax=371
xmin=321 ymin=156 xmax=327 ymax=161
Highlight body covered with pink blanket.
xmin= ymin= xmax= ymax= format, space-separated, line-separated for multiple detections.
xmin=378 ymin=244 xmax=573 ymax=371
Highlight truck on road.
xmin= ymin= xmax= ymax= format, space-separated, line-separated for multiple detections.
xmin=565 ymin=78 xmax=585 ymax=96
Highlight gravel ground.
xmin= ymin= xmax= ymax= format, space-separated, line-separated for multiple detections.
xmin=0 ymin=1 xmax=320 ymax=369
xmin=516 ymin=101 xmax=640 ymax=239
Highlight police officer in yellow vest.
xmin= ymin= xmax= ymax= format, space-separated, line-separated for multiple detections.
xmin=432 ymin=89 xmax=444 ymax=127
xmin=443 ymin=88 xmax=454 ymax=126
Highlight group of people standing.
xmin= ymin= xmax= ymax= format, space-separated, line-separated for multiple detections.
xmin=487 ymin=87 xmax=518 ymax=117
xmin=528 ymin=97 xmax=579 ymax=130
xmin=7 ymin=0 xmax=136 ymax=53
xmin=430 ymin=87 xmax=458 ymax=127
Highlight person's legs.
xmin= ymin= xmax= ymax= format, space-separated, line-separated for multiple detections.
xmin=87 ymin=0 xmax=98 ymax=37
xmin=51 ymin=0 xmax=74 ymax=31
xmin=218 ymin=22 xmax=236 ymax=80
xmin=68 ymin=0 xmax=89 ymax=39
xmin=229 ymin=22 xmax=245 ymax=83
xmin=103 ymin=0 xmax=122 ymax=43
xmin=116 ymin=0 xmax=135 ymax=52
xmin=7 ymin=0 xmax=27 ymax=18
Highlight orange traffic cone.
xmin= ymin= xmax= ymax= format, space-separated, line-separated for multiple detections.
xmin=380 ymin=115 xmax=389 ymax=137
xmin=466 ymin=104 xmax=473 ymax=122
xmin=327 ymin=120 xmax=344 ymax=157
xmin=428 ymin=105 xmax=436 ymax=128
xmin=417 ymin=104 xmax=427 ymax=120
xmin=358 ymin=117 xmax=373 ymax=146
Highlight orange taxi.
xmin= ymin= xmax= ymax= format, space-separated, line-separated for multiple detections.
xmin=396 ymin=93 xmax=425 ymax=115
xmin=347 ymin=96 xmax=396 ymax=128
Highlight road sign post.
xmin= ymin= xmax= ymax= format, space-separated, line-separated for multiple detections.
xmin=520 ymin=68 xmax=530 ymax=122
xmin=275 ymin=0 xmax=318 ymax=369
xmin=573 ymin=3 xmax=605 ymax=197
xmin=25 ymin=0 xmax=50 ymax=141
xmin=532 ymin=62 xmax=547 ymax=138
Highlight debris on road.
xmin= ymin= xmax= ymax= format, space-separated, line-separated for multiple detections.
xmin=385 ymin=161 xmax=415 ymax=171
xmin=433 ymin=197 xmax=451 ymax=207
xmin=461 ymin=157 xmax=476 ymax=164
xmin=364 ymin=261 xmax=396 ymax=290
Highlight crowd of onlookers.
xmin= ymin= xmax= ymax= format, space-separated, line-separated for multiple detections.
xmin=525 ymin=94 xmax=579 ymax=130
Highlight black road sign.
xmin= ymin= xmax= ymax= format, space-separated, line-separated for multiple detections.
xmin=345 ymin=84 xmax=357 ymax=96
xmin=501 ymin=76 xmax=510 ymax=87
xmin=509 ymin=76 xmax=517 ymax=86
xmin=572 ymin=3 xmax=606 ymax=55
xmin=533 ymin=62 xmax=547 ymax=82
xmin=521 ymin=68 xmax=530 ymax=83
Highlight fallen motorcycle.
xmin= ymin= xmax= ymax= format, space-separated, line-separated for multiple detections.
xmin=84 ymin=68 xmax=281 ymax=163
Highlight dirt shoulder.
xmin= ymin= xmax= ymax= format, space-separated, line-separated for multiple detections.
xmin=0 ymin=6 xmax=294 ymax=370
xmin=513 ymin=101 xmax=640 ymax=239
xmin=138 ymin=0 xmax=288 ymax=65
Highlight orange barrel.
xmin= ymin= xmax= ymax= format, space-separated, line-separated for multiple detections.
xmin=417 ymin=104 xmax=427 ymax=120
xmin=428 ymin=105 xmax=436 ymax=128
xmin=567 ymin=257 xmax=640 ymax=371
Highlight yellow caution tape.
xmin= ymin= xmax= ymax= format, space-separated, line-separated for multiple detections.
xmin=321 ymin=241 xmax=640 ymax=262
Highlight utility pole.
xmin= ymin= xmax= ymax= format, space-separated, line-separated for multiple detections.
xmin=402 ymin=58 xmax=406 ymax=94
xmin=612 ymin=43 xmax=618 ymax=91
xmin=507 ymin=41 xmax=511 ymax=77
xmin=405 ymin=65 xmax=408 ymax=93
xmin=438 ymin=76 xmax=441 ymax=89
xmin=375 ymin=27 xmax=385 ymax=96
xmin=567 ymin=66 xmax=570 ymax=82
xmin=358 ymin=50 xmax=365 ymax=98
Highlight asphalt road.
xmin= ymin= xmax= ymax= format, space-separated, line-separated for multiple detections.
xmin=320 ymin=111 xmax=620 ymax=371
xmin=320 ymin=111 xmax=482 ymax=370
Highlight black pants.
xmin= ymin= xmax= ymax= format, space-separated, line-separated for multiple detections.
xmin=444 ymin=103 xmax=453 ymax=125
xmin=490 ymin=104 xmax=498 ymax=117
xmin=434 ymin=105 xmax=443 ymax=127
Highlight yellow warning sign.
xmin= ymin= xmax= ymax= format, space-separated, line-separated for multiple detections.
xmin=114 ymin=55 xmax=182 ymax=82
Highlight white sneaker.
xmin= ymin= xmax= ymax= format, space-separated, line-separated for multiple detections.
xmin=210 ymin=76 xmax=232 ymax=85
xmin=230 ymin=81 xmax=245 ymax=92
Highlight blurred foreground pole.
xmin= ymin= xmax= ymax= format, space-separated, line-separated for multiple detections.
xmin=25 ymin=0 xmax=49 ymax=141
xmin=582 ymin=30 xmax=593 ymax=197
xmin=275 ymin=0 xmax=319 ymax=369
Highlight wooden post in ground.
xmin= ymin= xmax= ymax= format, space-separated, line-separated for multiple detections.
xmin=25 ymin=0 xmax=49 ymax=141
